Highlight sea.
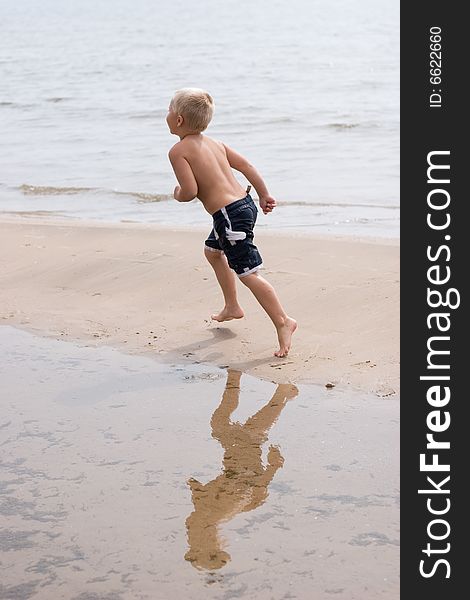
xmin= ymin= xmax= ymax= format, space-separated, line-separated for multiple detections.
xmin=0 ymin=0 xmax=399 ymax=237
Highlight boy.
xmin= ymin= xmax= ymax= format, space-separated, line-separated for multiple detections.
xmin=166 ymin=88 xmax=297 ymax=358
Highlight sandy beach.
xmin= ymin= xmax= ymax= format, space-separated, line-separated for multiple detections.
xmin=0 ymin=216 xmax=399 ymax=395
xmin=1 ymin=326 xmax=399 ymax=599
xmin=1 ymin=213 xmax=400 ymax=600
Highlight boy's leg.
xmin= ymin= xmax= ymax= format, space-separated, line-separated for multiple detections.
xmin=239 ymin=272 xmax=297 ymax=357
xmin=204 ymin=248 xmax=244 ymax=322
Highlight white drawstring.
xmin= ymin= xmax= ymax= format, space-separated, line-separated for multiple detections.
xmin=221 ymin=206 xmax=247 ymax=245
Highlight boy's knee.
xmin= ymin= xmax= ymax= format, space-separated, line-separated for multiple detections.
xmin=204 ymin=246 xmax=223 ymax=261
xmin=239 ymin=271 xmax=259 ymax=285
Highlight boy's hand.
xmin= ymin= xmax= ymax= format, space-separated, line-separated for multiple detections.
xmin=173 ymin=185 xmax=181 ymax=200
xmin=259 ymin=195 xmax=276 ymax=215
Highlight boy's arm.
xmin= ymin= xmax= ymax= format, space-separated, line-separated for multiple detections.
xmin=168 ymin=146 xmax=198 ymax=202
xmin=223 ymin=144 xmax=276 ymax=214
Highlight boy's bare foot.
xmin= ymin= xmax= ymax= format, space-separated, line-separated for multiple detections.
xmin=211 ymin=306 xmax=245 ymax=322
xmin=274 ymin=317 xmax=297 ymax=358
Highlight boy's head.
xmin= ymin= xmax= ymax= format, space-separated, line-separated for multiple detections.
xmin=167 ymin=88 xmax=214 ymax=134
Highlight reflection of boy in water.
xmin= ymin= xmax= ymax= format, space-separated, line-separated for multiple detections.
xmin=185 ymin=369 xmax=298 ymax=570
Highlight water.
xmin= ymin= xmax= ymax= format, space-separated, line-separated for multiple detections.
xmin=0 ymin=326 xmax=399 ymax=598
xmin=0 ymin=0 xmax=399 ymax=237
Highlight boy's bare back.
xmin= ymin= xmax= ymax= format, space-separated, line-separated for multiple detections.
xmin=168 ymin=135 xmax=246 ymax=215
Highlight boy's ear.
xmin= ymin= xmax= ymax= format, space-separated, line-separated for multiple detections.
xmin=176 ymin=115 xmax=184 ymax=127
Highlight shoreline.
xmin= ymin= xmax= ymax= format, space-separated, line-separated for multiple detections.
xmin=0 ymin=216 xmax=399 ymax=395
xmin=0 ymin=210 xmax=400 ymax=244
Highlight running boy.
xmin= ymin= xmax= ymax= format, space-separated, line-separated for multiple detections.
xmin=166 ymin=88 xmax=297 ymax=357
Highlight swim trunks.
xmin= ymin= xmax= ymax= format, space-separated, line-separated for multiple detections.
xmin=204 ymin=193 xmax=263 ymax=277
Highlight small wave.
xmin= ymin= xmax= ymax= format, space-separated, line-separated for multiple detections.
xmin=128 ymin=110 xmax=167 ymax=120
xmin=325 ymin=121 xmax=382 ymax=131
xmin=20 ymin=184 xmax=96 ymax=196
xmin=0 ymin=101 xmax=37 ymax=110
xmin=18 ymin=184 xmax=172 ymax=203
xmin=265 ymin=116 xmax=296 ymax=124
xmin=114 ymin=191 xmax=173 ymax=203
xmin=278 ymin=200 xmax=399 ymax=210
xmin=327 ymin=123 xmax=360 ymax=130
xmin=0 ymin=209 xmax=65 ymax=217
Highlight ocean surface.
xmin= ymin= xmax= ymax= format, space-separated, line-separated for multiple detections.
xmin=0 ymin=0 xmax=399 ymax=237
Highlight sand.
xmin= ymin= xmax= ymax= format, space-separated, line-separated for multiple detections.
xmin=0 ymin=218 xmax=400 ymax=598
xmin=0 ymin=216 xmax=399 ymax=395
xmin=1 ymin=326 xmax=399 ymax=599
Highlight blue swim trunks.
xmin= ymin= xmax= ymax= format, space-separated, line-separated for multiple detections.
xmin=204 ymin=193 xmax=263 ymax=277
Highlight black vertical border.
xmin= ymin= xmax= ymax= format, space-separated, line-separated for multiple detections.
xmin=401 ymin=3 xmax=465 ymax=597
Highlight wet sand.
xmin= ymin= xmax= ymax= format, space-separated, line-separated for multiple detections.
xmin=0 ymin=217 xmax=399 ymax=396
xmin=0 ymin=327 xmax=399 ymax=599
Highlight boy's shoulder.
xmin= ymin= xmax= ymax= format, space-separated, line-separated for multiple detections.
xmin=169 ymin=135 xmax=225 ymax=159
xmin=204 ymin=135 xmax=226 ymax=151
xmin=167 ymin=136 xmax=199 ymax=158
xmin=168 ymin=139 xmax=185 ymax=158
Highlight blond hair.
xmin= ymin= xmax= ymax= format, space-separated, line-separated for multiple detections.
xmin=170 ymin=88 xmax=214 ymax=132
